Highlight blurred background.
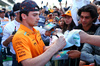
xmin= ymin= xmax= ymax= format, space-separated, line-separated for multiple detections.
xmin=0 ymin=0 xmax=94 ymax=11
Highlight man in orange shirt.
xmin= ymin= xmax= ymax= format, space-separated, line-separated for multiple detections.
xmin=12 ymin=0 xmax=66 ymax=66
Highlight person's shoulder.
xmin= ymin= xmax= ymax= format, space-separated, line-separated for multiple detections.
xmin=4 ymin=17 xmax=9 ymax=20
xmin=13 ymin=29 xmax=27 ymax=40
xmin=2 ymin=17 xmax=9 ymax=21
xmin=91 ymin=24 xmax=99 ymax=30
xmin=4 ymin=20 xmax=15 ymax=28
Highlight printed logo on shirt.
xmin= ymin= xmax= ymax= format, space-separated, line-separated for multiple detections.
xmin=34 ymin=42 xmax=37 ymax=45
xmin=27 ymin=34 xmax=29 ymax=36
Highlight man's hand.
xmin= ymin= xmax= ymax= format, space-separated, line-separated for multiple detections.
xmin=3 ymin=35 xmax=14 ymax=46
xmin=79 ymin=30 xmax=89 ymax=43
xmin=54 ymin=36 xmax=66 ymax=50
xmin=67 ymin=50 xmax=81 ymax=59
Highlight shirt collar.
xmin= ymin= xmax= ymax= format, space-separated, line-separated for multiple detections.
xmin=20 ymin=24 xmax=37 ymax=34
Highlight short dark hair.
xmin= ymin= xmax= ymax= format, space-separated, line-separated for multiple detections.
xmin=13 ymin=3 xmax=20 ymax=12
xmin=20 ymin=11 xmax=29 ymax=21
xmin=10 ymin=11 xmax=15 ymax=17
xmin=53 ymin=11 xmax=60 ymax=16
xmin=78 ymin=4 xmax=98 ymax=23
xmin=53 ymin=6 xmax=57 ymax=8
xmin=2 ymin=8 xmax=6 ymax=13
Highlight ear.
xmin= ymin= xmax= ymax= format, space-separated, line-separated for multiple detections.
xmin=21 ymin=13 xmax=27 ymax=20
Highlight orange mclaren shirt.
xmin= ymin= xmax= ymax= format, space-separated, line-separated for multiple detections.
xmin=12 ymin=24 xmax=45 ymax=63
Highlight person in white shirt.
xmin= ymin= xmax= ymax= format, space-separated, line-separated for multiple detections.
xmin=1 ymin=3 xmax=21 ymax=66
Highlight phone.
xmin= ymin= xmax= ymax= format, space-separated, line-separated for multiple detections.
xmin=55 ymin=16 xmax=60 ymax=22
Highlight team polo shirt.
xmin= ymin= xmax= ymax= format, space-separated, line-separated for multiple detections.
xmin=12 ymin=24 xmax=45 ymax=63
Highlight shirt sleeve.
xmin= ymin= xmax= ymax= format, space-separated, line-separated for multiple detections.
xmin=80 ymin=43 xmax=95 ymax=63
xmin=1 ymin=25 xmax=11 ymax=48
xmin=12 ymin=35 xmax=32 ymax=63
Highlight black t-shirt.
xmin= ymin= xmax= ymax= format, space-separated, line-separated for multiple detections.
xmin=74 ymin=24 xmax=99 ymax=35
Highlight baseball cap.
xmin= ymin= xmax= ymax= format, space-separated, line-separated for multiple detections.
xmin=61 ymin=10 xmax=71 ymax=17
xmin=44 ymin=23 xmax=56 ymax=31
xmin=47 ymin=13 xmax=53 ymax=17
xmin=20 ymin=0 xmax=39 ymax=11
xmin=50 ymin=9 xmax=54 ymax=13
xmin=13 ymin=3 xmax=20 ymax=13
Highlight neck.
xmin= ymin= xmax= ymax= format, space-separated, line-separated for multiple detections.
xmin=16 ymin=18 xmax=20 ymax=23
xmin=22 ymin=21 xmax=33 ymax=31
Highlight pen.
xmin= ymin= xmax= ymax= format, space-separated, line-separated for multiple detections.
xmin=55 ymin=34 xmax=59 ymax=38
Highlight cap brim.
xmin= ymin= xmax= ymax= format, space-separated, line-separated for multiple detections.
xmin=61 ymin=14 xmax=67 ymax=17
xmin=61 ymin=14 xmax=71 ymax=17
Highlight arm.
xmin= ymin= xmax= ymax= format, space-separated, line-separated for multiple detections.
xmin=21 ymin=44 xmax=59 ymax=66
xmin=43 ymin=39 xmax=56 ymax=51
xmin=80 ymin=43 xmax=94 ymax=63
xmin=3 ymin=35 xmax=13 ymax=46
xmin=79 ymin=30 xmax=100 ymax=47
xmin=80 ymin=27 xmax=100 ymax=65
xmin=22 ymin=36 xmax=66 ymax=66
xmin=94 ymin=55 xmax=100 ymax=65
xmin=1 ymin=25 xmax=13 ymax=47
xmin=13 ymin=36 xmax=66 ymax=66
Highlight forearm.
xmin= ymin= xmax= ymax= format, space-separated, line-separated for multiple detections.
xmin=86 ymin=35 xmax=100 ymax=47
xmin=43 ymin=43 xmax=54 ymax=51
xmin=22 ymin=44 xmax=59 ymax=66
xmin=80 ymin=52 xmax=94 ymax=63
xmin=3 ymin=39 xmax=11 ymax=47
xmin=80 ymin=31 xmax=100 ymax=47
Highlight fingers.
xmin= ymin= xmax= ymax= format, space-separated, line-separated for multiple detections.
xmin=67 ymin=50 xmax=74 ymax=54
xmin=67 ymin=50 xmax=75 ymax=59
xmin=56 ymin=36 xmax=66 ymax=50
xmin=59 ymin=36 xmax=65 ymax=41
xmin=58 ymin=36 xmax=65 ymax=42
xmin=67 ymin=50 xmax=81 ymax=59
xmin=68 ymin=54 xmax=75 ymax=59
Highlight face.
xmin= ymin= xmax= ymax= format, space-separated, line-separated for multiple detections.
xmin=49 ymin=15 xmax=53 ymax=19
xmin=0 ymin=12 xmax=5 ymax=18
xmin=10 ymin=16 xmax=15 ymax=21
xmin=64 ymin=15 xmax=72 ymax=24
xmin=80 ymin=12 xmax=94 ymax=27
xmin=59 ymin=18 xmax=64 ymax=28
xmin=15 ymin=12 xmax=20 ymax=22
xmin=24 ymin=11 xmax=39 ymax=27
xmin=53 ymin=13 xmax=58 ymax=18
